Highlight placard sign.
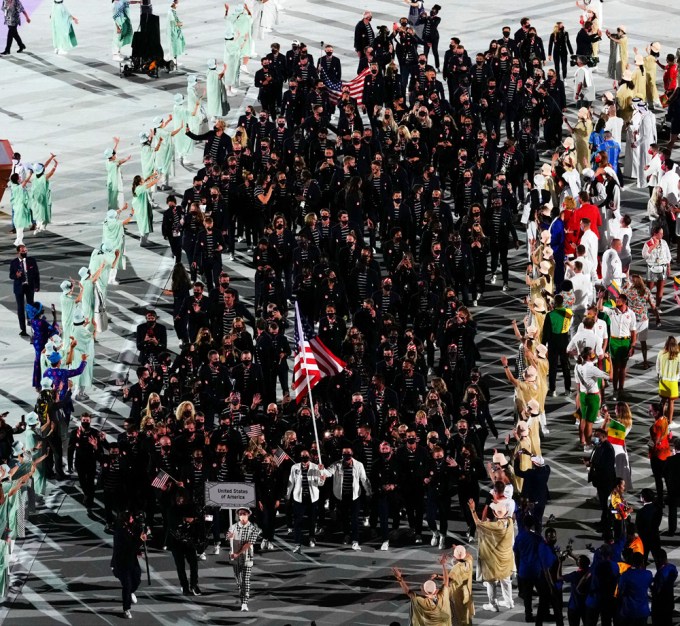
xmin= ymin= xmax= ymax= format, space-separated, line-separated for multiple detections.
xmin=204 ymin=482 xmax=256 ymax=509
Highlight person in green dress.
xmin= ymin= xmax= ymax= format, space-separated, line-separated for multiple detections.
xmin=24 ymin=412 xmax=49 ymax=498
xmin=166 ymin=0 xmax=185 ymax=64
xmin=59 ymin=279 xmax=79 ymax=342
xmin=112 ymin=0 xmax=140 ymax=60
xmin=172 ymin=93 xmax=195 ymax=166
xmin=50 ymin=0 xmax=78 ymax=54
xmin=131 ymin=171 xmax=160 ymax=244
xmin=206 ymin=58 xmax=229 ymax=120
xmin=77 ymin=261 xmax=106 ymax=322
xmin=105 ymin=137 xmax=131 ymax=212
xmin=30 ymin=155 xmax=57 ymax=234
xmin=0 ymin=465 xmax=29 ymax=601
xmin=9 ymin=169 xmax=32 ymax=247
xmin=72 ymin=312 xmax=96 ymax=401
xmin=154 ymin=114 xmax=184 ymax=191
xmin=102 ymin=204 xmax=134 ymax=285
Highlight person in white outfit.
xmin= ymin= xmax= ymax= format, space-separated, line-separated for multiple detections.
xmin=643 ymin=143 xmax=663 ymax=194
xmin=641 ymin=225 xmax=672 ymax=310
xmin=320 ymin=446 xmax=372 ymax=551
xmin=579 ymin=218 xmax=599 ymax=274
xmin=287 ymin=450 xmax=325 ymax=553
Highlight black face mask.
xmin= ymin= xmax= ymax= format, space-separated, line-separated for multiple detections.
xmin=406 ymin=437 xmax=417 ymax=444
xmin=20 ymin=252 xmax=27 ymax=259
xmin=342 ymin=453 xmax=353 ymax=461
xmin=381 ymin=451 xmax=391 ymax=459
xmin=82 ymin=423 xmax=91 ymax=430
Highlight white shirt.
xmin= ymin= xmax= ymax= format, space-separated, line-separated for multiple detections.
xmin=287 ymin=462 xmax=325 ymax=503
xmin=567 ymin=327 xmax=604 ymax=357
xmin=641 ymin=238 xmax=672 ymax=272
xmin=574 ymin=361 xmax=609 ymax=394
xmin=574 ymin=66 xmax=595 ymax=101
xmin=581 ymin=229 xmax=598 ymax=272
xmin=570 ymin=271 xmax=593 ymax=310
xmin=600 ymin=248 xmax=624 ymax=287
xmin=605 ymin=116 xmax=624 ymax=145
xmin=601 ymin=306 xmax=637 ymax=338
xmin=321 ymin=459 xmax=372 ymax=501
xmin=645 ymin=153 xmax=663 ymax=187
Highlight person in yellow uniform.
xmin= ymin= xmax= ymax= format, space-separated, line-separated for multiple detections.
xmin=392 ymin=553 xmax=452 ymax=626
xmin=447 ymin=545 xmax=474 ymax=625
xmin=468 ymin=499 xmax=515 ymax=612
xmin=656 ymin=335 xmax=680 ymax=422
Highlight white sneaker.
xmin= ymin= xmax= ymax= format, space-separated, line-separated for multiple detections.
xmin=226 ymin=253 xmax=234 ymax=262
xmin=498 ymin=600 xmax=514 ymax=609
xmin=198 ymin=552 xmax=206 ymax=560
xmin=351 ymin=541 xmax=361 ymax=551
xmin=261 ymin=539 xmax=267 ymax=550
xmin=309 ymin=539 xmax=315 ymax=548
xmin=241 ymin=602 xmax=249 ymax=611
xmin=430 ymin=532 xmax=439 ymax=547
xmin=293 ymin=544 xmax=302 ymax=553
xmin=482 ymin=603 xmax=499 ymax=612
xmin=380 ymin=540 xmax=389 ymax=551
xmin=123 ymin=610 xmax=132 ymax=619
xmin=473 ymin=299 xmax=478 ymax=306
xmin=131 ymin=593 xmax=137 ymax=604
xmin=213 ymin=544 xmax=221 ymax=555
xmin=490 ymin=273 xmax=497 ymax=284
xmin=363 ymin=518 xmax=370 ymax=527
xmin=438 ymin=536 xmax=445 ymax=550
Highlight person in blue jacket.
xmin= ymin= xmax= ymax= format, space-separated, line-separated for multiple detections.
xmin=618 ymin=551 xmax=652 ymax=625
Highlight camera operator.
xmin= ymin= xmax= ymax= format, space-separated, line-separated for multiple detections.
xmin=168 ymin=489 xmax=202 ymax=596
xmin=111 ymin=510 xmax=147 ymax=619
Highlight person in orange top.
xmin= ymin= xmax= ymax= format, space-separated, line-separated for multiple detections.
xmin=648 ymin=402 xmax=671 ymax=502
xmin=573 ymin=190 xmax=603 ymax=241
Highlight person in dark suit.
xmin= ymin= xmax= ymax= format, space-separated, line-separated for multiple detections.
xmin=317 ymin=43 xmax=342 ymax=83
xmin=185 ymin=120 xmax=232 ymax=164
xmin=135 ymin=309 xmax=168 ymax=366
xmin=353 ymin=11 xmax=375 ymax=67
xmin=513 ymin=453 xmax=551 ymax=529
xmin=587 ymin=428 xmax=617 ymax=532
xmin=9 ymin=244 xmax=39 ymax=336
xmin=636 ymin=488 xmax=663 ymax=562
xmin=111 ymin=511 xmax=146 ymax=619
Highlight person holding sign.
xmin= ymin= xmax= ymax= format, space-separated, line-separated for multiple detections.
xmin=227 ymin=507 xmax=261 ymax=612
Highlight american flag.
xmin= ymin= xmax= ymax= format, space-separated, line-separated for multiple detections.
xmin=320 ymin=66 xmax=371 ymax=106
xmin=293 ymin=302 xmax=346 ymax=403
xmin=247 ymin=424 xmax=263 ymax=439
xmin=272 ymin=446 xmax=291 ymax=467
xmin=151 ymin=469 xmax=173 ymax=490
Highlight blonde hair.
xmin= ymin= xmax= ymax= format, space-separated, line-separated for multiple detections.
xmin=233 ymin=125 xmax=248 ymax=148
xmin=175 ymin=401 xmax=195 ymax=422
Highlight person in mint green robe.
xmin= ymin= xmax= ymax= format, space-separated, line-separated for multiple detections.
xmin=167 ymin=0 xmax=185 ymax=61
xmin=131 ymin=172 xmax=160 ymax=243
xmin=30 ymin=156 xmax=57 ymax=232
xmin=206 ymin=59 xmax=229 ymax=118
xmin=24 ymin=414 xmax=47 ymax=497
xmin=9 ymin=171 xmax=33 ymax=247
xmin=51 ymin=0 xmax=78 ymax=53
xmin=112 ymin=0 xmax=137 ymax=56
xmin=172 ymin=93 xmax=194 ymax=163
xmin=105 ymin=139 xmax=131 ymax=212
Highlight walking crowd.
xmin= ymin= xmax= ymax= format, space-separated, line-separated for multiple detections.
xmin=4 ymin=0 xmax=680 ymax=623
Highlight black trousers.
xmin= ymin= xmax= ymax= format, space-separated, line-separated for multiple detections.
xmin=116 ymin=563 xmax=141 ymax=612
xmin=554 ymin=53 xmax=569 ymax=81
xmin=547 ymin=336 xmax=571 ymax=393
xmin=293 ymin=496 xmax=317 ymax=545
xmin=172 ymin=543 xmax=198 ymax=591
xmin=4 ymin=25 xmax=24 ymax=53
xmin=75 ymin=458 xmax=97 ymax=508
xmin=489 ymin=241 xmax=510 ymax=283
xmin=15 ymin=284 xmax=34 ymax=333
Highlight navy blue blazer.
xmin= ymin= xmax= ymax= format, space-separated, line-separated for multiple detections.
xmin=9 ymin=256 xmax=40 ymax=295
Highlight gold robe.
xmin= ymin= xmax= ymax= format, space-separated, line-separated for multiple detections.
xmin=448 ymin=555 xmax=475 ymax=625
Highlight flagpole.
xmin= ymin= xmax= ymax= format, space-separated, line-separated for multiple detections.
xmin=294 ymin=302 xmax=323 ymax=463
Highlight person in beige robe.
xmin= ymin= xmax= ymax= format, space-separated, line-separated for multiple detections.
xmin=468 ymin=499 xmax=515 ymax=612
xmin=447 ymin=545 xmax=474 ymax=625
xmin=392 ymin=555 xmax=452 ymax=626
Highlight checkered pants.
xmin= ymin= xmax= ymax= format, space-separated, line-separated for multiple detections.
xmin=232 ymin=558 xmax=252 ymax=602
